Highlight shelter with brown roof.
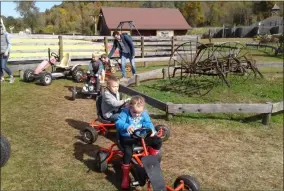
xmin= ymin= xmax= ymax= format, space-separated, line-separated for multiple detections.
xmin=97 ymin=7 xmax=191 ymax=36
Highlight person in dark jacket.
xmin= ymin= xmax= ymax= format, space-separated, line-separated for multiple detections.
xmin=108 ymin=31 xmax=136 ymax=79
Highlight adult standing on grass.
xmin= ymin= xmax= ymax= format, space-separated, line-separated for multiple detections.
xmin=108 ymin=30 xmax=136 ymax=80
xmin=0 ymin=22 xmax=14 ymax=83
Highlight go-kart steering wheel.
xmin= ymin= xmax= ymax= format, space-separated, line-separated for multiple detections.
xmin=51 ymin=52 xmax=60 ymax=61
xmin=132 ymin=128 xmax=152 ymax=139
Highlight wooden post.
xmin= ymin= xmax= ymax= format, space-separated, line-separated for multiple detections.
xmin=141 ymin=36 xmax=144 ymax=58
xmin=19 ymin=70 xmax=24 ymax=79
xmin=166 ymin=102 xmax=173 ymax=121
xmin=262 ymin=113 xmax=271 ymax=125
xmin=262 ymin=102 xmax=272 ymax=125
xmin=141 ymin=36 xmax=147 ymax=67
xmin=162 ymin=68 xmax=168 ymax=79
xmin=104 ymin=37 xmax=108 ymax=55
xmin=171 ymin=36 xmax=174 ymax=55
xmin=135 ymin=74 xmax=140 ymax=86
xmin=58 ymin=35 xmax=63 ymax=61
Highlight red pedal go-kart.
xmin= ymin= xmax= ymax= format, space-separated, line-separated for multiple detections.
xmin=81 ymin=95 xmax=171 ymax=144
xmin=71 ymin=72 xmax=101 ymax=100
xmin=95 ymin=128 xmax=200 ymax=191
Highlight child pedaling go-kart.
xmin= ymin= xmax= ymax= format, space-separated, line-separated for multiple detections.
xmin=71 ymin=53 xmax=108 ymax=100
xmin=23 ymin=48 xmax=84 ymax=86
xmin=95 ymin=95 xmax=200 ymax=191
xmin=80 ymin=75 xmax=171 ymax=144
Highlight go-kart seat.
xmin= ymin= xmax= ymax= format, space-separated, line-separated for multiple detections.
xmin=96 ymin=95 xmax=112 ymax=124
xmin=56 ymin=53 xmax=71 ymax=68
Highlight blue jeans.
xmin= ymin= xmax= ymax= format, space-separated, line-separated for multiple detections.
xmin=121 ymin=52 xmax=136 ymax=77
xmin=108 ymin=113 xmax=120 ymax=122
xmin=0 ymin=53 xmax=12 ymax=77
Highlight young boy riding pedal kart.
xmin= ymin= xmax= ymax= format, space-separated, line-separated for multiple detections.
xmin=80 ymin=75 xmax=171 ymax=144
xmin=95 ymin=96 xmax=200 ymax=191
xmin=72 ymin=53 xmax=107 ymax=100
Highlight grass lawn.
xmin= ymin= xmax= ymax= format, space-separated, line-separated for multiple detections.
xmin=1 ymin=65 xmax=283 ymax=190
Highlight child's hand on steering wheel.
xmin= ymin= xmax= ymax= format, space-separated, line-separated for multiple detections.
xmin=127 ymin=126 xmax=135 ymax=134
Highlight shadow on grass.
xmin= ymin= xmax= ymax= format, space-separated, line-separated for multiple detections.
xmin=149 ymin=113 xmax=167 ymax=120
xmin=73 ymin=140 xmax=124 ymax=190
xmin=66 ymin=118 xmax=117 ymax=143
xmin=63 ymin=86 xmax=97 ymax=101
xmin=66 ymin=118 xmax=89 ymax=131
xmin=73 ymin=141 xmax=100 ymax=172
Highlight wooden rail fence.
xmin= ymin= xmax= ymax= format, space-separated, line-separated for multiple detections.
xmin=9 ymin=34 xmax=199 ymax=62
xmin=119 ymin=69 xmax=283 ymax=125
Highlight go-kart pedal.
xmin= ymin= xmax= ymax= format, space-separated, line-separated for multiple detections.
xmin=141 ymin=155 xmax=166 ymax=191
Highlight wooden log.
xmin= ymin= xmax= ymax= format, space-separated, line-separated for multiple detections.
xmin=167 ymin=103 xmax=272 ymax=114
xmin=119 ymin=85 xmax=167 ymax=111
xmin=58 ymin=35 xmax=63 ymax=61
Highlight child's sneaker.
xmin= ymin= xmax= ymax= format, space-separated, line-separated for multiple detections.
xmin=9 ymin=76 xmax=15 ymax=83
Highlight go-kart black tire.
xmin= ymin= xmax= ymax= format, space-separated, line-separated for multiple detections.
xmin=72 ymin=86 xmax=77 ymax=100
xmin=40 ymin=72 xmax=52 ymax=86
xmin=82 ymin=126 xmax=98 ymax=144
xmin=0 ymin=136 xmax=11 ymax=167
xmin=174 ymin=175 xmax=200 ymax=191
xmin=155 ymin=125 xmax=171 ymax=142
xmin=95 ymin=151 xmax=108 ymax=172
xmin=23 ymin=69 xmax=35 ymax=82
xmin=72 ymin=67 xmax=84 ymax=83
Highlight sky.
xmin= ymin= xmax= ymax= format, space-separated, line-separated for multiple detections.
xmin=1 ymin=1 xmax=62 ymax=18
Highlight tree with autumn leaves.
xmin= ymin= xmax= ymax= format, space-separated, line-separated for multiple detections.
xmin=1 ymin=1 xmax=283 ymax=35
